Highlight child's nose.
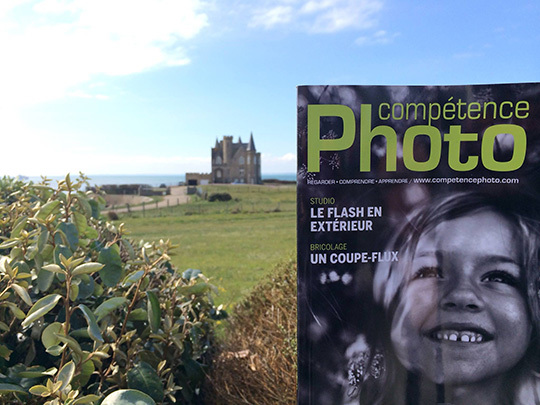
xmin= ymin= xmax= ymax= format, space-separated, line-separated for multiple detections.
xmin=439 ymin=279 xmax=483 ymax=312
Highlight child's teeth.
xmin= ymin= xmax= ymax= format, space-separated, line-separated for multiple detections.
xmin=432 ymin=330 xmax=485 ymax=343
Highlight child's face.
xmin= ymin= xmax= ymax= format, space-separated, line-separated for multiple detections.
xmin=390 ymin=210 xmax=531 ymax=385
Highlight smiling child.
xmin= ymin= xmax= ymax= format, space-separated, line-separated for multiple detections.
xmin=356 ymin=191 xmax=540 ymax=405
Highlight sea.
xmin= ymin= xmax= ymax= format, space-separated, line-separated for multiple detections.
xmin=22 ymin=173 xmax=296 ymax=187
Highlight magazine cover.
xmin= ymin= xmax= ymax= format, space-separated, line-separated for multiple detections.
xmin=297 ymin=83 xmax=540 ymax=405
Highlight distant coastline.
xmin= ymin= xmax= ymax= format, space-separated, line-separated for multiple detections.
xmin=22 ymin=173 xmax=296 ymax=187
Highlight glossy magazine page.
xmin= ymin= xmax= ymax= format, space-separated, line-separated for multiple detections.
xmin=297 ymin=83 xmax=540 ymax=405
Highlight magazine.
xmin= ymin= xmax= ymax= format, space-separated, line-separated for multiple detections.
xmin=297 ymin=83 xmax=540 ymax=405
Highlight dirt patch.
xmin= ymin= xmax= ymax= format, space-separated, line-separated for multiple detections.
xmin=103 ymin=194 xmax=153 ymax=207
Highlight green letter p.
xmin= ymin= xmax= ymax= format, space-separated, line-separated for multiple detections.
xmin=307 ymin=105 xmax=355 ymax=172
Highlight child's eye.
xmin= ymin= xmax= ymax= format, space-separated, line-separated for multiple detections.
xmin=481 ymin=270 xmax=519 ymax=287
xmin=412 ymin=266 xmax=441 ymax=280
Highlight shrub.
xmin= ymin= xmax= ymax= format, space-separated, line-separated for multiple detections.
xmin=204 ymin=257 xmax=297 ymax=404
xmin=207 ymin=193 xmax=232 ymax=202
xmin=107 ymin=211 xmax=119 ymax=221
xmin=0 ymin=174 xmax=225 ymax=404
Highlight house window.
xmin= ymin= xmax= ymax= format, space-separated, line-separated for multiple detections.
xmin=238 ymin=156 xmax=245 ymax=165
xmin=216 ymin=156 xmax=222 ymax=165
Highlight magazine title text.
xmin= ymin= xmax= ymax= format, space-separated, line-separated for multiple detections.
xmin=307 ymin=100 xmax=529 ymax=173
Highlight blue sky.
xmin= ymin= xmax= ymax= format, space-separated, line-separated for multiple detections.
xmin=1 ymin=0 xmax=539 ymax=176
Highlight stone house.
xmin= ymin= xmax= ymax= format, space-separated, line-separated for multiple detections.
xmin=211 ymin=134 xmax=262 ymax=184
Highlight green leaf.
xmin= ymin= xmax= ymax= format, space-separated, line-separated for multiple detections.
xmin=122 ymin=270 xmax=145 ymax=287
xmin=41 ymin=264 xmax=65 ymax=274
xmin=142 ymin=247 xmax=150 ymax=264
xmin=182 ymin=268 xmax=201 ymax=280
xmin=11 ymin=216 xmax=28 ymax=238
xmin=9 ymin=248 xmax=22 ymax=261
xmin=28 ymin=384 xmax=49 ymax=396
xmin=69 ymin=283 xmax=79 ymax=301
xmin=72 ymin=357 xmax=95 ymax=388
xmin=178 ymin=282 xmax=211 ymax=296
xmin=77 ymin=275 xmax=95 ymax=300
xmin=12 ymin=260 xmax=31 ymax=275
xmin=128 ymin=308 xmax=147 ymax=321
xmin=146 ymin=291 xmax=161 ymax=333
xmin=0 ymin=383 xmax=27 ymax=395
xmin=0 ymin=321 xmax=9 ymax=331
xmin=72 ymin=394 xmax=101 ymax=404
xmin=94 ymin=297 xmax=128 ymax=322
xmin=42 ymin=322 xmax=64 ymax=349
xmin=37 ymin=229 xmax=49 ymax=252
xmin=56 ymin=222 xmax=79 ymax=251
xmin=127 ymin=362 xmax=164 ymax=402
xmin=57 ymin=361 xmax=75 ymax=393
xmin=2 ymin=301 xmax=26 ymax=319
xmin=41 ymin=244 xmax=54 ymax=261
xmin=55 ymin=334 xmax=83 ymax=357
xmin=12 ymin=283 xmax=32 ymax=306
xmin=0 ymin=240 xmax=19 ymax=249
xmin=0 ymin=344 xmax=12 ymax=360
xmin=98 ymin=245 xmax=124 ymax=287
xmin=46 ymin=344 xmax=65 ymax=357
xmin=102 ymin=389 xmax=156 ymax=405
xmin=21 ymin=294 xmax=62 ymax=328
xmin=24 ymin=244 xmax=38 ymax=260
xmin=85 ymin=227 xmax=99 ymax=239
xmin=88 ymin=199 xmax=100 ymax=219
xmin=72 ymin=262 xmax=104 ymax=277
xmin=37 ymin=267 xmax=56 ymax=292
xmin=16 ymin=365 xmax=51 ymax=378
xmin=35 ymin=200 xmax=61 ymax=221
xmin=75 ymin=195 xmax=93 ymax=218
xmin=183 ymin=358 xmax=206 ymax=384
xmin=54 ymin=245 xmax=73 ymax=268
xmin=120 ymin=239 xmax=136 ymax=260
xmin=78 ymin=304 xmax=104 ymax=343
xmin=71 ymin=211 xmax=88 ymax=234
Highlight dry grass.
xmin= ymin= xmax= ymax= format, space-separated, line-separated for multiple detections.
xmin=205 ymin=258 xmax=297 ymax=404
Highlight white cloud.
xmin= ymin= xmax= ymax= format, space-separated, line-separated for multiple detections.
xmin=250 ymin=6 xmax=293 ymax=29
xmin=67 ymin=90 xmax=109 ymax=100
xmin=0 ymin=108 xmax=211 ymax=176
xmin=0 ymin=0 xmax=208 ymax=107
xmin=261 ymin=152 xmax=296 ymax=173
xmin=453 ymin=51 xmax=484 ymax=60
xmin=355 ymin=29 xmax=398 ymax=46
xmin=278 ymin=152 xmax=296 ymax=162
xmin=249 ymin=0 xmax=383 ymax=33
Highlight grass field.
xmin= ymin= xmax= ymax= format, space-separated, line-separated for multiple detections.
xmin=116 ymin=184 xmax=296 ymax=307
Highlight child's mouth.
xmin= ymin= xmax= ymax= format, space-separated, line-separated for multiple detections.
xmin=426 ymin=325 xmax=493 ymax=343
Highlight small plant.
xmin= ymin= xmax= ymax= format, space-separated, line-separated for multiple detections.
xmin=207 ymin=193 xmax=232 ymax=202
xmin=106 ymin=211 xmax=119 ymax=221
xmin=0 ymin=174 xmax=225 ymax=404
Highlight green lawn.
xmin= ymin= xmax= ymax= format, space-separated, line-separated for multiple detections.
xmin=117 ymin=185 xmax=296 ymax=307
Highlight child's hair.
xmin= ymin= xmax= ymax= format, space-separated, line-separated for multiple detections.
xmin=361 ymin=190 xmax=540 ymax=404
